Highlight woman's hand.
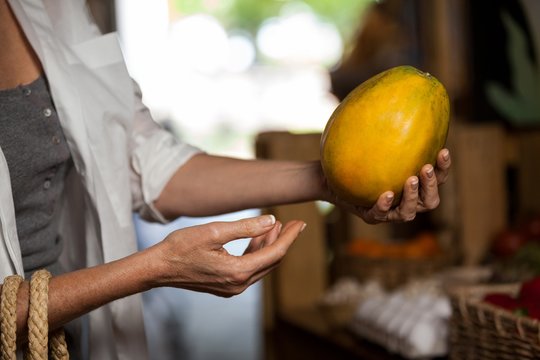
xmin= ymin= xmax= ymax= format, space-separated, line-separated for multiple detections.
xmin=332 ymin=148 xmax=452 ymax=224
xmin=152 ymin=215 xmax=306 ymax=297
xmin=0 ymin=216 xmax=304 ymax=339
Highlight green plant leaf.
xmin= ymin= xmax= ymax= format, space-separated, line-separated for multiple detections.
xmin=486 ymin=10 xmax=540 ymax=125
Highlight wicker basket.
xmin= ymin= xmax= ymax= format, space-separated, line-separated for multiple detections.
xmin=449 ymin=283 xmax=540 ymax=360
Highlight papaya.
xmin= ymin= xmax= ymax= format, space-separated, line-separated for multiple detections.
xmin=321 ymin=65 xmax=450 ymax=207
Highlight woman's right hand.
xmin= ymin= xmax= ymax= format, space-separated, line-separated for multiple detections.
xmin=151 ymin=215 xmax=306 ymax=297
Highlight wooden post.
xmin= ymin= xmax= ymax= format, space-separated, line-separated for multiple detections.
xmin=451 ymin=123 xmax=508 ymax=265
xmin=517 ymin=130 xmax=540 ymax=218
xmin=255 ymin=132 xmax=328 ymax=328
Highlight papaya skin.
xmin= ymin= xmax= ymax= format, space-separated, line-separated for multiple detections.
xmin=321 ymin=65 xmax=450 ymax=207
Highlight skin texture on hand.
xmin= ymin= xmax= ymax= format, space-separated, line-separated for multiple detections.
xmin=4 ymin=215 xmax=305 ymax=343
xmin=154 ymin=154 xmax=327 ymax=219
xmin=156 ymin=148 xmax=451 ymax=225
xmin=336 ymin=148 xmax=452 ymax=224
xmin=153 ymin=215 xmax=306 ymax=297
xmin=1 ymin=145 xmax=450 ymax=345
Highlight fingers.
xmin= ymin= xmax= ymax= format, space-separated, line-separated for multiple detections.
xmin=220 ymin=220 xmax=305 ymax=296
xmin=435 ymin=148 xmax=451 ymax=184
xmin=243 ymin=221 xmax=282 ymax=254
xmin=360 ymin=191 xmax=394 ymax=224
xmin=242 ymin=220 xmax=306 ymax=272
xmin=364 ymin=177 xmax=419 ymax=224
xmin=415 ymin=149 xmax=451 ymax=212
xmin=418 ymin=164 xmax=440 ymax=210
xmin=351 ymin=150 xmax=451 ymax=225
xmin=160 ymin=216 xmax=305 ymax=298
xmin=206 ymin=215 xmax=277 ymax=246
xmin=387 ymin=176 xmax=419 ymax=222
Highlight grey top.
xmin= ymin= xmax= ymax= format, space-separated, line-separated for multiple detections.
xmin=0 ymin=75 xmax=72 ymax=278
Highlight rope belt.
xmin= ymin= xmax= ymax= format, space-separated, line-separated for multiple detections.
xmin=0 ymin=270 xmax=69 ymax=360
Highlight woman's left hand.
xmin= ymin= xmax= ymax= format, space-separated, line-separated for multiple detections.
xmin=336 ymin=148 xmax=452 ymax=224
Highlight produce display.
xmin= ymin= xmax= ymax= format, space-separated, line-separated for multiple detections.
xmin=490 ymin=214 xmax=540 ymax=281
xmin=483 ymin=276 xmax=540 ymax=320
xmin=346 ymin=232 xmax=441 ymax=259
xmin=491 ymin=214 xmax=540 ymax=259
xmin=320 ymin=65 xmax=450 ymax=207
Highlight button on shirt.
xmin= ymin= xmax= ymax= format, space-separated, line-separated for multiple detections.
xmin=0 ymin=76 xmax=72 ymax=277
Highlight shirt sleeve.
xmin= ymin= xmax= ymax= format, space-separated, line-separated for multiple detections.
xmin=128 ymin=80 xmax=204 ymax=223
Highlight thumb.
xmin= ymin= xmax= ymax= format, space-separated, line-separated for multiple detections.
xmin=208 ymin=215 xmax=277 ymax=245
xmin=360 ymin=191 xmax=394 ymax=224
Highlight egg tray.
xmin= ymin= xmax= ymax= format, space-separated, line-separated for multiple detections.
xmin=448 ymin=283 xmax=540 ymax=360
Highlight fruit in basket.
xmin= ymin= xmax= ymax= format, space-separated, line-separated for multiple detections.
xmin=320 ymin=65 xmax=450 ymax=207
xmin=518 ymin=277 xmax=540 ymax=319
xmin=483 ymin=293 xmax=519 ymax=311
xmin=518 ymin=276 xmax=540 ymax=303
xmin=483 ymin=277 xmax=540 ymax=320
xmin=491 ymin=228 xmax=528 ymax=258
xmin=518 ymin=300 xmax=540 ymax=320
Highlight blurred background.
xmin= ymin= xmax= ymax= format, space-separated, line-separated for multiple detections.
xmin=86 ymin=0 xmax=540 ymax=359
xmin=116 ymin=0 xmax=360 ymax=156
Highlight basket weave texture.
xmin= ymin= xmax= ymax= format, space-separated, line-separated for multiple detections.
xmin=449 ymin=283 xmax=540 ymax=360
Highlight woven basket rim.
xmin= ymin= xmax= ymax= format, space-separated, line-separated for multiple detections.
xmin=449 ymin=283 xmax=540 ymax=336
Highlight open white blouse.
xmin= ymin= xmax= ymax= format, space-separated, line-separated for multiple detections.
xmin=1 ymin=1 xmax=201 ymax=358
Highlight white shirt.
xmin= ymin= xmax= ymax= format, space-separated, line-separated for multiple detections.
xmin=1 ymin=1 xmax=201 ymax=359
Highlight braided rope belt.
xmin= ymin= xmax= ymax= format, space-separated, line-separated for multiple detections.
xmin=0 ymin=270 xmax=69 ymax=360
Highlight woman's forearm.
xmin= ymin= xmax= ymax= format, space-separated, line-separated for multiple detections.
xmin=8 ymin=245 xmax=163 ymax=341
xmin=1 ymin=214 xmax=305 ymax=345
xmin=154 ymin=153 xmax=329 ymax=219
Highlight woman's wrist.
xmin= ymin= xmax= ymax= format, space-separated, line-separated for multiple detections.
xmin=135 ymin=243 xmax=173 ymax=290
xmin=308 ymin=160 xmax=332 ymax=203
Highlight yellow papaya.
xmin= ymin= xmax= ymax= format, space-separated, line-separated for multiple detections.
xmin=321 ymin=65 xmax=450 ymax=207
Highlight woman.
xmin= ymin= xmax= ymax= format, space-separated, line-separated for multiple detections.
xmin=0 ymin=1 xmax=451 ymax=359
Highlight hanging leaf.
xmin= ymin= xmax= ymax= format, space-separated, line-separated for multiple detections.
xmin=486 ymin=11 xmax=540 ymax=126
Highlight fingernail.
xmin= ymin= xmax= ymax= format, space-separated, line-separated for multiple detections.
xmin=260 ymin=215 xmax=276 ymax=226
xmin=411 ymin=178 xmax=419 ymax=190
xmin=300 ymin=223 xmax=307 ymax=232
xmin=386 ymin=193 xmax=394 ymax=203
xmin=426 ymin=166 xmax=434 ymax=178
xmin=442 ymin=149 xmax=450 ymax=161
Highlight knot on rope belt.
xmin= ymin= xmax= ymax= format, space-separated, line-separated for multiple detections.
xmin=0 ymin=270 xmax=69 ymax=360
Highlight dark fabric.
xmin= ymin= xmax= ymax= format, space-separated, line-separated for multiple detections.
xmin=0 ymin=75 xmax=72 ymax=278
